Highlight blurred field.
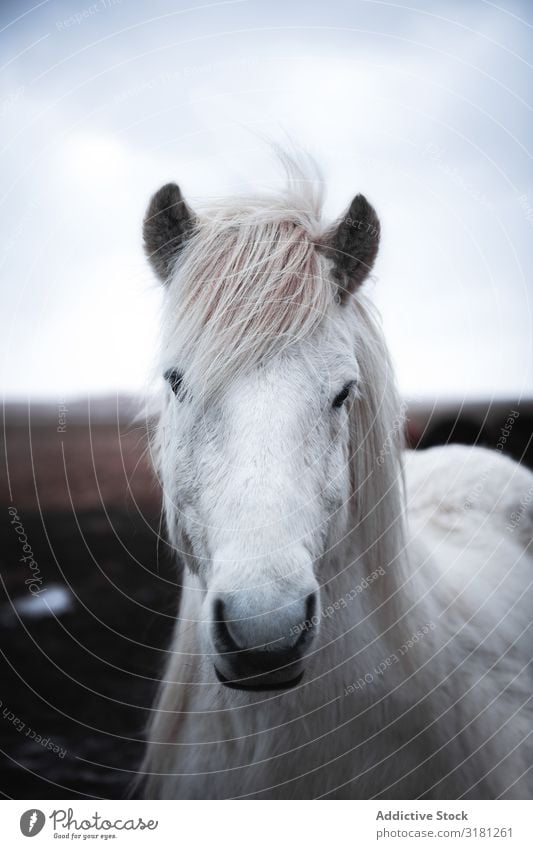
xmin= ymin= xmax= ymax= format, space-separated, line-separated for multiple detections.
xmin=1 ymin=398 xmax=176 ymax=798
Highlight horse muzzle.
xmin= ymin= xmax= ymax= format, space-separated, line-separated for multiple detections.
xmin=211 ymin=593 xmax=318 ymax=692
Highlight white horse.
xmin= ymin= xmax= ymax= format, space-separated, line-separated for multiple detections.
xmin=139 ymin=156 xmax=533 ymax=799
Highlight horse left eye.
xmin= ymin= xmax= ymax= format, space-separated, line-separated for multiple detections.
xmin=164 ymin=369 xmax=184 ymax=398
xmin=332 ymin=382 xmax=354 ymax=408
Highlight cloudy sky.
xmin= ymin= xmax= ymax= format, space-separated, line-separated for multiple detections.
xmin=1 ymin=0 xmax=532 ymax=403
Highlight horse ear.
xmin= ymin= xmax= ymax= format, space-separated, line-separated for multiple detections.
xmin=143 ymin=183 xmax=195 ymax=283
xmin=324 ymin=194 xmax=380 ymax=301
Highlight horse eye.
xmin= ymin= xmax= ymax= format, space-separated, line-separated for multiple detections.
xmin=332 ymin=382 xmax=355 ymax=409
xmin=164 ymin=369 xmax=184 ymax=398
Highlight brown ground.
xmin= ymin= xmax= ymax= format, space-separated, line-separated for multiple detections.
xmin=1 ymin=399 xmax=175 ymax=798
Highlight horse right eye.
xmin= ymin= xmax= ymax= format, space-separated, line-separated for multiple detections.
xmin=332 ymin=381 xmax=355 ymax=409
xmin=164 ymin=369 xmax=184 ymax=398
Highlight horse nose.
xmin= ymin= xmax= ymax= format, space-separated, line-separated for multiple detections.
xmin=212 ymin=593 xmax=317 ymax=691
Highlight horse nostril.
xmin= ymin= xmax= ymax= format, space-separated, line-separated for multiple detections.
xmin=305 ymin=592 xmax=317 ymax=623
xmin=212 ymin=592 xmax=318 ymax=674
xmin=213 ymin=598 xmax=241 ymax=653
xmin=212 ymin=591 xmax=318 ymax=690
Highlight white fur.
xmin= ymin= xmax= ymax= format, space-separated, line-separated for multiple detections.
xmin=140 ymin=161 xmax=533 ymax=799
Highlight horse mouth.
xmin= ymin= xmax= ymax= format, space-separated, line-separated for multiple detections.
xmin=214 ymin=666 xmax=304 ymax=692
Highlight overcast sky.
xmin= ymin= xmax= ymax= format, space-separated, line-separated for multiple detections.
xmin=1 ymin=0 xmax=532 ymax=403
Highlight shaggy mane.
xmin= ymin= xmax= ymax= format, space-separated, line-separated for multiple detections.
xmin=161 ymin=156 xmax=334 ymax=398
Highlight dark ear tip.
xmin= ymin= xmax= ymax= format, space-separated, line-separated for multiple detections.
xmin=156 ymin=182 xmax=182 ymax=200
xmin=326 ymin=191 xmax=381 ymax=298
xmin=348 ymin=193 xmax=368 ymax=212
xmin=348 ymin=193 xmax=380 ymax=227
xmin=143 ymin=182 xmax=195 ymax=283
xmin=146 ymin=183 xmax=183 ymax=221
